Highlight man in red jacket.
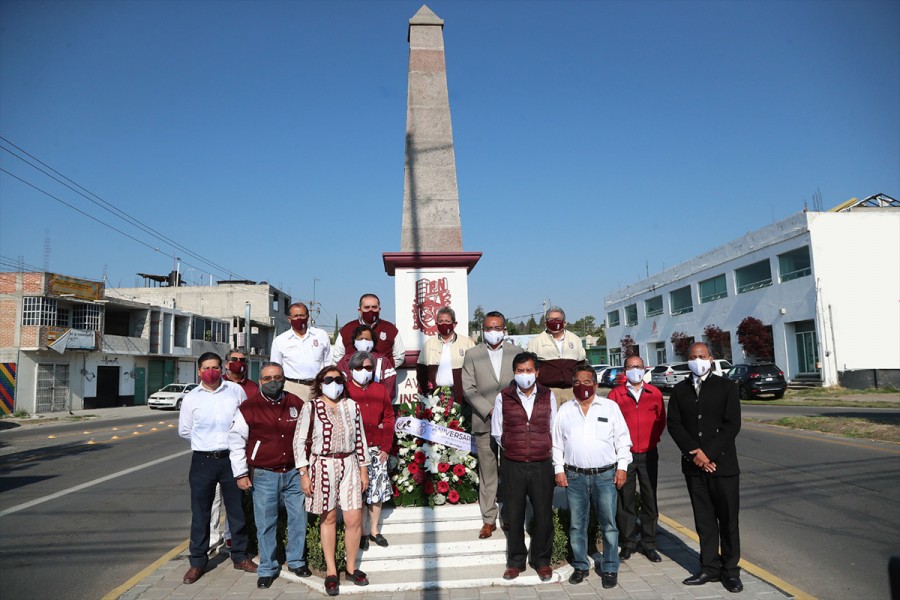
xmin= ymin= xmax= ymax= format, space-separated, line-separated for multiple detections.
xmin=228 ymin=362 xmax=312 ymax=589
xmin=608 ymin=355 xmax=666 ymax=563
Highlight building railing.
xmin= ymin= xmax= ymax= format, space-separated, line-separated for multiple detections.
xmin=736 ymin=278 xmax=773 ymax=294
xmin=781 ymin=267 xmax=811 ymax=282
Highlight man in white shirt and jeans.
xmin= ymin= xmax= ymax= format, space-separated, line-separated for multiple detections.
xmin=178 ymin=352 xmax=257 ymax=585
xmin=552 ymin=364 xmax=632 ymax=588
xmin=270 ymin=303 xmax=333 ymax=400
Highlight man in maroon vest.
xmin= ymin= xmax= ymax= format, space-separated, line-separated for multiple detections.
xmin=333 ymin=293 xmax=406 ymax=375
xmin=228 ymin=362 xmax=311 ymax=589
xmin=490 ymin=352 xmax=558 ymax=582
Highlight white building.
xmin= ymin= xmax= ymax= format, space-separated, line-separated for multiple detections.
xmin=603 ymin=195 xmax=899 ymax=388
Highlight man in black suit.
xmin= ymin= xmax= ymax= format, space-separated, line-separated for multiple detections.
xmin=667 ymin=342 xmax=743 ymax=593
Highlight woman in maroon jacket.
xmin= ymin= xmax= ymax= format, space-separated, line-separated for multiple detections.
xmin=337 ymin=324 xmax=397 ymax=401
xmin=345 ymin=351 xmax=396 ymax=550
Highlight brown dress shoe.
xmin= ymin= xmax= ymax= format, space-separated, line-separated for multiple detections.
xmin=502 ymin=567 xmax=521 ymax=580
xmin=233 ymin=558 xmax=258 ymax=573
xmin=182 ymin=566 xmax=203 ymax=584
xmin=478 ymin=523 xmax=497 ymax=539
xmin=537 ymin=566 xmax=553 ymax=582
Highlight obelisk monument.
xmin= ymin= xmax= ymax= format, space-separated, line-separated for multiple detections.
xmin=383 ymin=5 xmax=481 ymax=403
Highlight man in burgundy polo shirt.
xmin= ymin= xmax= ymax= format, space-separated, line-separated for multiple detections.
xmin=608 ymin=354 xmax=666 ymax=563
xmin=228 ymin=362 xmax=311 ymax=589
xmin=333 ymin=294 xmax=405 ymax=383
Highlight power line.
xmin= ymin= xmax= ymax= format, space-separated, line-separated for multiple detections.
xmin=0 ymin=136 xmax=245 ymax=280
xmin=0 ymin=167 xmax=230 ymax=281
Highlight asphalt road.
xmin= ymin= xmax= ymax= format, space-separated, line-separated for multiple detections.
xmin=1 ymin=403 xmax=898 ymax=599
xmin=656 ymin=403 xmax=900 ymax=600
xmin=0 ymin=410 xmax=191 ymax=600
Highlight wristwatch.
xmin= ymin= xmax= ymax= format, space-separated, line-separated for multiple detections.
xmin=298 ymin=469 xmax=308 ymax=476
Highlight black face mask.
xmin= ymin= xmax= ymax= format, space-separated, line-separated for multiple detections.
xmin=261 ymin=380 xmax=285 ymax=399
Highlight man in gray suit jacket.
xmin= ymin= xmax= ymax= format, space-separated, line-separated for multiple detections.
xmin=462 ymin=310 xmax=524 ymax=539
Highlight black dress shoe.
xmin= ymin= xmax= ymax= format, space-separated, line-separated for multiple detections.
xmin=568 ymin=569 xmax=588 ymax=584
xmin=370 ymin=533 xmax=389 ymax=547
xmin=257 ymin=576 xmax=274 ymax=589
xmin=721 ymin=574 xmax=744 ymax=593
xmin=289 ymin=565 xmax=312 ymax=577
xmin=642 ymin=548 xmax=662 ymax=562
xmin=683 ymin=572 xmax=718 ymax=585
xmin=619 ymin=547 xmax=634 ymax=560
xmin=601 ymin=572 xmax=618 ymax=589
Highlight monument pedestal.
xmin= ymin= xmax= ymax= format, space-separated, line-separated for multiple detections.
xmin=383 ymin=251 xmax=481 ymax=403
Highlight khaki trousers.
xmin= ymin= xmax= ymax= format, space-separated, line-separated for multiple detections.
xmin=284 ymin=380 xmax=312 ymax=401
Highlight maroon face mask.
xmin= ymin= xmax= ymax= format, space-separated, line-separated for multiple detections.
xmin=546 ymin=319 xmax=564 ymax=332
xmin=573 ymin=383 xmax=594 ymax=401
xmin=226 ymin=361 xmax=246 ymax=375
xmin=290 ymin=316 xmax=308 ymax=331
xmin=199 ymin=369 xmax=221 ymax=386
xmin=437 ymin=323 xmax=454 ymax=336
xmin=360 ymin=310 xmax=379 ymax=325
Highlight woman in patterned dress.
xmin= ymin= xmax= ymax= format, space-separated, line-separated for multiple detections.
xmin=293 ymin=366 xmax=370 ymax=595
xmin=344 ymin=351 xmax=396 ymax=550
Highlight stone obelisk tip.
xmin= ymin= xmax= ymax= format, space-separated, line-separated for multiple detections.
xmin=401 ymin=4 xmax=463 ymax=252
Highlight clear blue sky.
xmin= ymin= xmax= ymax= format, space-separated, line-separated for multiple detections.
xmin=2 ymin=0 xmax=897 ymax=328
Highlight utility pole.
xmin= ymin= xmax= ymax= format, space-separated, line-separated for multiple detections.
xmin=309 ymin=277 xmax=321 ymax=326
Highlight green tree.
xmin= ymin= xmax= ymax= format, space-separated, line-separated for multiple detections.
xmin=469 ymin=305 xmax=485 ymax=342
xmin=506 ymin=320 xmax=520 ymax=335
xmin=525 ymin=316 xmax=541 ymax=334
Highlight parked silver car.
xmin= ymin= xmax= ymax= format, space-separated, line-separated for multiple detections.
xmin=650 ymin=360 xmax=732 ymax=389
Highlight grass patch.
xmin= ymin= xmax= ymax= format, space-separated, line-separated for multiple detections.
xmin=740 ymin=387 xmax=900 ymax=409
xmin=762 ymin=416 xmax=900 ymax=443
xmin=742 ymin=398 xmax=900 ymax=409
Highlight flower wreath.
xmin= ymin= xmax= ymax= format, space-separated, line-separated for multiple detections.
xmin=392 ymin=385 xmax=479 ymax=507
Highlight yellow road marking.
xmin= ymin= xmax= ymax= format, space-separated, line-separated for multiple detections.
xmin=100 ymin=539 xmax=189 ymax=600
xmin=659 ymin=513 xmax=817 ymax=600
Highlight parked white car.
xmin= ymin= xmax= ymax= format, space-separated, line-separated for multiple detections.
xmin=148 ymin=383 xmax=198 ymax=410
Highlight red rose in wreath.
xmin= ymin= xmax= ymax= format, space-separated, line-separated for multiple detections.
xmin=447 ymin=490 xmax=460 ymax=503
xmin=438 ymin=462 xmax=451 ymax=473
xmin=453 ymin=464 xmax=467 ymax=477
xmin=392 ymin=485 xmax=400 ymax=498
xmin=424 ymin=480 xmax=435 ymax=494
xmin=413 ymin=451 xmax=426 ymax=465
xmin=423 ymin=408 xmax=434 ymax=419
xmin=407 ymin=462 xmax=420 ymax=475
xmin=437 ymin=480 xmax=450 ymax=493
xmin=412 ymin=471 xmax=426 ymax=484
xmin=415 ymin=437 xmax=425 ymax=446
xmin=449 ymin=419 xmax=460 ymax=429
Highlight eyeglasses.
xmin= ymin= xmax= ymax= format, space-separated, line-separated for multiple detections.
xmin=259 ymin=375 xmax=284 ymax=383
xmin=229 ymin=357 xmax=247 ymax=363
xmin=323 ymin=375 xmax=345 ymax=385
xmin=355 ymin=365 xmax=373 ymax=371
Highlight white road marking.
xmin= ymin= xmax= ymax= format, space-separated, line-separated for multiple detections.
xmin=0 ymin=449 xmax=192 ymax=518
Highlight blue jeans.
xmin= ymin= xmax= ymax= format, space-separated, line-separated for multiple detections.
xmin=566 ymin=468 xmax=619 ymax=573
xmin=252 ymin=468 xmax=308 ymax=577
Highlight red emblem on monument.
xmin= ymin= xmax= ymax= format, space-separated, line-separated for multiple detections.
xmin=412 ymin=277 xmax=452 ymax=336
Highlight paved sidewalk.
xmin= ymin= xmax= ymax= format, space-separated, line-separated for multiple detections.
xmin=116 ymin=523 xmax=794 ymax=600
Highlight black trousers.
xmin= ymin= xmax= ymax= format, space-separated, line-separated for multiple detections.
xmin=500 ymin=457 xmax=555 ymax=569
xmin=188 ymin=452 xmax=250 ymax=567
xmin=685 ymin=473 xmax=741 ymax=577
xmin=616 ymin=448 xmax=659 ymax=550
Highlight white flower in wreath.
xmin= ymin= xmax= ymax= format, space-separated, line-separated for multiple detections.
xmin=433 ymin=493 xmax=447 ymax=506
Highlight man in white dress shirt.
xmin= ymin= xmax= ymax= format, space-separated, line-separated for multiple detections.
xmin=270 ymin=303 xmax=333 ymax=400
xmin=178 ymin=352 xmax=257 ymax=584
xmin=552 ymin=364 xmax=632 ymax=588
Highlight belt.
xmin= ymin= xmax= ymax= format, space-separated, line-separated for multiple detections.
xmin=565 ymin=463 xmax=615 ymax=475
xmin=253 ymin=465 xmax=293 ymax=473
xmin=195 ymin=450 xmax=229 ymax=459
xmin=315 ymin=451 xmax=353 ymax=459
xmin=286 ymin=378 xmax=314 ymax=385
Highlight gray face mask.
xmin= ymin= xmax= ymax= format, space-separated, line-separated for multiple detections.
xmin=261 ymin=380 xmax=285 ymax=399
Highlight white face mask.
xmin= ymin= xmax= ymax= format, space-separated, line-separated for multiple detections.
xmin=625 ymin=368 xmax=645 ymax=384
xmin=688 ymin=358 xmax=711 ymax=377
xmin=514 ymin=372 xmax=536 ymax=390
xmin=354 ymin=339 xmax=374 ymax=352
xmin=483 ymin=330 xmax=504 ymax=346
xmin=322 ymin=382 xmax=344 ymax=400
xmin=351 ymin=368 xmax=373 ymax=386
